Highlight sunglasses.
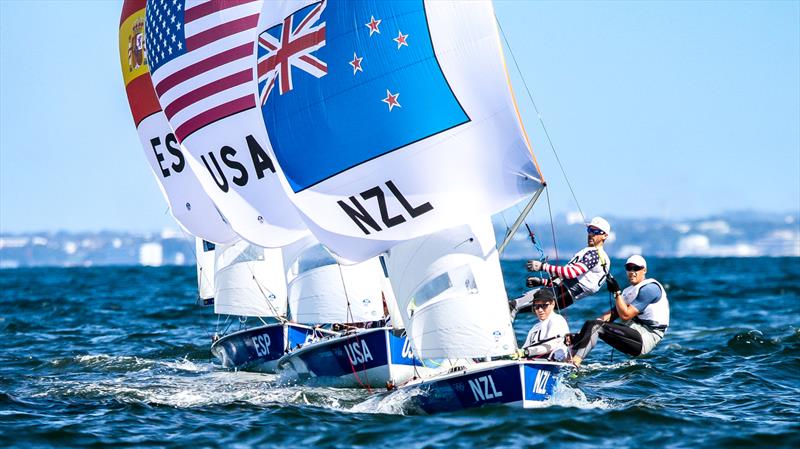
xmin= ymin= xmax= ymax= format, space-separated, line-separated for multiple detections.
xmin=625 ymin=263 xmax=645 ymax=272
xmin=532 ymin=303 xmax=552 ymax=310
xmin=587 ymin=227 xmax=606 ymax=236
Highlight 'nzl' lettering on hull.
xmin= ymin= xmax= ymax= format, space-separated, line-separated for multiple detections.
xmin=533 ymin=369 xmax=551 ymax=395
xmin=338 ymin=180 xmax=433 ymax=235
xmin=468 ymin=375 xmax=504 ymax=402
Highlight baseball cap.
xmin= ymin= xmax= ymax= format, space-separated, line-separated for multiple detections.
xmin=587 ymin=216 xmax=611 ymax=235
xmin=625 ymin=255 xmax=647 ymax=269
xmin=533 ymin=288 xmax=556 ymax=302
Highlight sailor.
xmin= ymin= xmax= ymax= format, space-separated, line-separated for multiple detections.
xmin=517 ymin=288 xmax=570 ymax=361
xmin=510 ymin=216 xmax=612 ymax=317
xmin=569 ymin=255 xmax=670 ymax=366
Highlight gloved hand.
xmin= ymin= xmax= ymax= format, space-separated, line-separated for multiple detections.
xmin=509 ymin=349 xmax=525 ymax=360
xmin=526 ymin=276 xmax=544 ymax=288
xmin=527 ymin=260 xmax=544 ymax=272
xmin=606 ymin=274 xmax=620 ymax=294
xmin=523 ymin=345 xmax=548 ymax=358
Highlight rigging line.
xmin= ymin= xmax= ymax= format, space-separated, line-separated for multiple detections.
xmin=336 ymin=263 xmax=356 ymax=325
xmin=251 ymin=271 xmax=287 ymax=324
xmin=545 ymin=187 xmax=567 ymax=318
xmin=496 ymin=18 xmax=586 ymax=223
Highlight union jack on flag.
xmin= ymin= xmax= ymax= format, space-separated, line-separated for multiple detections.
xmin=257 ymin=1 xmax=327 ymax=106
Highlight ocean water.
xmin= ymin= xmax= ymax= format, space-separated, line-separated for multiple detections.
xmin=1 ymin=258 xmax=798 ymax=448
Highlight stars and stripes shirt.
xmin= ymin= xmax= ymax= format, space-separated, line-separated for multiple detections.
xmin=544 ymin=248 xmax=602 ymax=279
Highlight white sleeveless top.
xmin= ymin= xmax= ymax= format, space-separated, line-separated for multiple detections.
xmin=622 ymin=278 xmax=670 ymax=329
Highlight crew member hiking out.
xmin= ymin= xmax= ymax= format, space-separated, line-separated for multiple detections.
xmin=569 ymin=255 xmax=670 ymax=367
xmin=510 ymin=216 xmax=612 ymax=317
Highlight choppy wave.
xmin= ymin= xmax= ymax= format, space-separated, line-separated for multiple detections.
xmin=1 ymin=261 xmax=799 ymax=448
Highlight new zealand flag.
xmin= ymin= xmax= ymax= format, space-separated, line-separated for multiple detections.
xmin=258 ymin=0 xmax=469 ymax=192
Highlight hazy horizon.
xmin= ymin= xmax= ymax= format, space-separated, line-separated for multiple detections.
xmin=1 ymin=1 xmax=798 ymax=234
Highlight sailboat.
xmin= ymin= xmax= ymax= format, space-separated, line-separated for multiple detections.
xmin=253 ymin=0 xmax=570 ymax=409
xmin=120 ymin=0 xmax=328 ymax=374
xmin=275 ymin=250 xmax=435 ymax=388
xmin=207 ymin=238 xmax=331 ymax=372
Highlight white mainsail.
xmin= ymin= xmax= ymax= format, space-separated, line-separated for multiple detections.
xmin=286 ymin=245 xmax=387 ymax=325
xmin=213 ymin=239 xmax=287 ymax=318
xmin=385 ymin=218 xmax=515 ymax=359
xmin=118 ymin=0 xmax=237 ymax=244
xmin=144 ymin=0 xmax=309 ymax=248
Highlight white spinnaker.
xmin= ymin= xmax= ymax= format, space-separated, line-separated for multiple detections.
xmin=213 ymin=240 xmax=287 ymax=318
xmin=134 ymin=113 xmax=239 ymax=244
xmin=119 ymin=1 xmax=237 ymax=244
xmin=287 ymin=254 xmax=387 ymax=325
xmin=258 ymin=0 xmax=543 ymax=262
xmin=384 ymin=218 xmax=516 ymax=359
xmin=146 ymin=0 xmax=309 ymax=248
xmin=195 ymin=238 xmax=216 ymax=301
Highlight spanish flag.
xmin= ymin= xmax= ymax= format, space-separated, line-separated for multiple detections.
xmin=119 ymin=0 xmax=161 ymax=126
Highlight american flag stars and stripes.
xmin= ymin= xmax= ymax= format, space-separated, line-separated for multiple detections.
xmin=145 ymin=0 xmax=261 ymax=141
xmin=544 ymin=249 xmax=601 ymax=279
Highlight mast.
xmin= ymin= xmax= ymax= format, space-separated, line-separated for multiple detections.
xmin=497 ymin=186 xmax=545 ymax=255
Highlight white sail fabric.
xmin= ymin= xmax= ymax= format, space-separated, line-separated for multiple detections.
xmin=256 ymin=0 xmax=543 ymax=262
xmin=384 ymin=218 xmax=516 ymax=359
xmin=118 ymin=0 xmax=237 ymax=244
xmin=287 ymin=255 xmax=387 ymax=324
xmin=144 ymin=0 xmax=309 ymax=248
xmin=194 ymin=238 xmax=216 ymax=301
xmin=214 ymin=240 xmax=287 ymax=318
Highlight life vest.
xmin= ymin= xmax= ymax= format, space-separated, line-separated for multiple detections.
xmin=622 ymin=278 xmax=670 ymax=330
xmin=523 ymin=313 xmax=570 ymax=348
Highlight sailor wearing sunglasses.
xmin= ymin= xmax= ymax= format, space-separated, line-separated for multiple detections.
xmin=569 ymin=255 xmax=670 ymax=367
xmin=510 ymin=217 xmax=612 ymax=318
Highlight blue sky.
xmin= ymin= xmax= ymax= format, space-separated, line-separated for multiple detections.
xmin=1 ymin=1 xmax=798 ymax=233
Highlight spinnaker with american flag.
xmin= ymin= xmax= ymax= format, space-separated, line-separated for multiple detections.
xmin=144 ymin=0 xmax=309 ymax=249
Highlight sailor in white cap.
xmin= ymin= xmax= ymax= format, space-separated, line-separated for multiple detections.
xmin=510 ymin=216 xmax=612 ymax=317
xmin=569 ymin=254 xmax=670 ymax=366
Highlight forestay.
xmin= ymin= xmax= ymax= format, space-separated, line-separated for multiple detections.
xmin=214 ymin=240 xmax=287 ymax=318
xmin=256 ymin=0 xmax=543 ymax=262
xmin=118 ymin=0 xmax=237 ymax=244
xmin=384 ymin=218 xmax=515 ymax=359
xmin=144 ymin=0 xmax=309 ymax=248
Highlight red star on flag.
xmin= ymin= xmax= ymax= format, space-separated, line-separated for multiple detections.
xmin=365 ymin=16 xmax=381 ymax=36
xmin=349 ymin=52 xmax=363 ymax=75
xmin=393 ymin=30 xmax=409 ymax=49
xmin=382 ymin=89 xmax=401 ymax=111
